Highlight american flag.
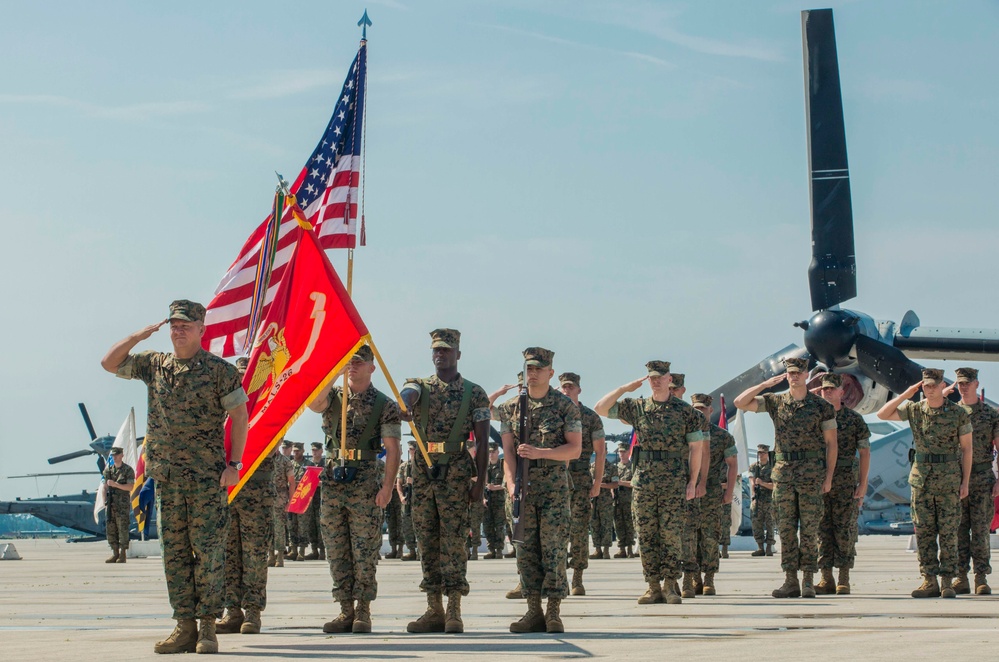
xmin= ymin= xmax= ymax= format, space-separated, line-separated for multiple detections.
xmin=203 ymin=41 xmax=367 ymax=358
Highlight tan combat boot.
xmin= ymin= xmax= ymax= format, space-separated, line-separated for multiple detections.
xmin=637 ymin=580 xmax=663 ymax=604
xmin=545 ymin=598 xmax=564 ymax=633
xmin=444 ymin=592 xmax=463 ymax=633
xmin=940 ymin=575 xmax=956 ymax=599
xmin=589 ymin=547 xmax=603 ymax=560
xmin=975 ymin=573 xmax=991 ymax=595
xmin=570 ymin=569 xmax=585 ymax=596
xmin=628 ymin=545 xmax=636 ymax=558
xmin=117 ymin=547 xmax=127 ymax=563
xmin=694 ymin=573 xmax=704 ymax=595
xmin=510 ymin=596 xmax=546 ymax=633
xmin=702 ymin=572 xmax=716 ymax=596
xmin=267 ymin=550 xmax=276 ymax=567
xmin=323 ymin=600 xmax=355 ymax=633
xmin=801 ymin=571 xmax=816 ymax=598
xmin=285 ymin=547 xmax=298 ymax=562
xmin=836 ymin=568 xmax=851 ymax=595
xmin=215 ymin=607 xmax=244 ymax=634
xmin=681 ymin=572 xmax=696 ymax=599
xmin=602 ymin=546 xmax=611 ymax=560
xmin=613 ymin=547 xmax=627 ymax=558
xmin=911 ymin=575 xmax=940 ymax=598
xmin=303 ymin=545 xmax=319 ymax=561
xmin=505 ymin=583 xmax=524 ymax=599
xmin=296 ymin=545 xmax=306 ymax=561
xmin=751 ymin=542 xmax=766 ymax=557
xmin=385 ymin=545 xmax=398 ymax=559
xmin=765 ymin=543 xmax=774 ymax=556
xmin=407 ymin=592 xmax=445 ymax=633
xmin=275 ymin=550 xmax=285 ymax=567
xmin=196 ymin=618 xmax=218 ymax=654
xmin=240 ymin=608 xmax=261 ymax=634
xmin=720 ymin=543 xmax=729 ymax=559
xmin=352 ymin=599 xmax=372 ymax=633
xmin=816 ymin=568 xmax=836 ymax=595
xmin=663 ymin=578 xmax=683 ymax=605
xmin=483 ymin=550 xmax=498 ymax=559
xmin=154 ymin=619 xmax=197 ymax=654
xmin=504 ymin=548 xmax=517 ymax=558
xmin=105 ymin=546 xmax=119 ymax=564
xmin=951 ymin=573 xmax=971 ymax=595
xmin=772 ymin=571 xmax=801 ymax=598
xmin=318 ymin=547 xmax=326 ymax=561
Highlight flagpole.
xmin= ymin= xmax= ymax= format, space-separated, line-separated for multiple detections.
xmin=367 ymin=336 xmax=434 ymax=468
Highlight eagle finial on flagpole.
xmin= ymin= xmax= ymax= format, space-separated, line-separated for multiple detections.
xmin=358 ymin=9 xmax=372 ymax=40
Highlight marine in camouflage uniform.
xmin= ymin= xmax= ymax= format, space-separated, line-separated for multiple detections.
xmin=596 ymin=361 xmax=709 ymax=605
xmin=613 ymin=442 xmax=636 ymax=557
xmin=271 ymin=444 xmax=295 ymax=566
xmin=287 ymin=442 xmax=309 ymax=560
xmin=299 ymin=442 xmax=325 ymax=561
xmin=737 ymin=357 xmax=837 ymax=599
xmin=310 ymin=344 xmax=402 ymax=634
xmin=557 ymin=371 xmax=606 ymax=594
xmin=399 ymin=443 xmax=418 ymax=560
xmin=104 ymin=299 xmax=248 ymax=654
xmin=102 ymin=448 xmax=135 ymax=563
xmin=401 ymin=329 xmax=491 ymax=634
xmin=816 ymin=373 xmax=871 ymax=595
xmin=590 ymin=458 xmax=618 ymax=553
xmin=952 ymin=367 xmax=999 ymax=595
xmin=499 ymin=347 xmax=582 ymax=633
xmin=218 ymin=451 xmax=275 ymax=635
xmin=465 ymin=440 xmax=486 ymax=560
xmin=687 ymin=393 xmax=738 ymax=596
xmin=385 ymin=478 xmax=404 ymax=559
xmin=482 ymin=443 xmax=507 ymax=558
xmin=749 ymin=447 xmax=775 ymax=555
xmin=878 ymin=368 xmax=973 ymax=599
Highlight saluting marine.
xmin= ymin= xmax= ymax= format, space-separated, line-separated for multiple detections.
xmin=749 ymin=444 xmax=775 ymax=557
xmin=735 ymin=357 xmax=837 ymax=599
xmin=596 ymin=361 xmax=708 ymax=605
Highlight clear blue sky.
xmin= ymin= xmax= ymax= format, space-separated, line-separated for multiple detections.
xmin=2 ymin=0 xmax=998 ymax=499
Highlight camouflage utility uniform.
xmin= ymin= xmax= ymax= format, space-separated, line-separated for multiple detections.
xmin=224 ymin=452 xmax=275 ymax=615
xmin=568 ymin=404 xmax=606 ymax=570
xmin=818 ymin=407 xmax=869 ymax=571
xmin=103 ymin=459 xmax=136 ymax=552
xmin=483 ymin=459 xmax=507 ymax=555
xmin=956 ymin=400 xmax=999 ymax=580
xmin=750 ymin=460 xmax=775 ymax=547
xmin=320 ymin=383 xmax=401 ymax=604
xmin=899 ymin=400 xmax=973 ymax=580
xmin=116 ymin=348 xmax=246 ymax=621
xmin=498 ymin=387 xmax=581 ymax=599
xmin=400 ymin=459 xmax=418 ymax=555
xmin=406 ymin=375 xmax=490 ymax=596
xmin=614 ymin=458 xmax=636 ymax=554
xmin=755 ymin=392 xmax=836 ymax=576
xmin=272 ymin=452 xmax=295 ymax=556
xmin=689 ymin=424 xmax=737 ymax=576
xmin=608 ymin=396 xmax=708 ymax=593
xmin=590 ymin=459 xmax=618 ymax=549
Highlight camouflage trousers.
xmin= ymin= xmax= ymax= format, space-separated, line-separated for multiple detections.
xmin=957 ymin=471 xmax=994 ymax=575
xmin=516 ymin=467 xmax=570 ymax=599
xmin=288 ymin=512 xmax=302 ymax=546
xmin=272 ymin=500 xmax=289 ymax=552
xmin=719 ymin=491 xmax=733 ymax=546
xmin=303 ymin=491 xmax=323 ymax=552
xmin=690 ymin=492 xmax=723 ymax=574
xmin=773 ymin=481 xmax=823 ymax=573
xmin=912 ymin=485 xmax=960 ymax=577
xmin=468 ymin=498 xmax=485 ymax=551
xmin=614 ymin=491 xmax=635 ymax=548
xmin=320 ymin=466 xmax=383 ymax=602
xmin=634 ymin=474 xmax=687 ymax=583
xmin=156 ymin=476 xmax=228 ymax=620
xmin=818 ymin=470 xmax=859 ymax=570
xmin=483 ymin=492 xmax=506 ymax=552
xmin=751 ymin=499 xmax=776 ymax=545
xmin=681 ymin=496 xmax=701 ymax=572
xmin=224 ymin=483 xmax=274 ymax=610
xmin=385 ymin=489 xmax=402 ymax=547
xmin=402 ymin=506 xmax=417 ymax=550
xmin=591 ymin=491 xmax=615 ymax=548
xmin=106 ymin=499 xmax=131 ymax=549
xmin=412 ymin=455 xmax=473 ymax=595
xmin=568 ymin=469 xmax=593 ymax=569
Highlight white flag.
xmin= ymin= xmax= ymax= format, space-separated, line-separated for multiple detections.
xmin=93 ymin=477 xmax=106 ymax=524
xmin=730 ymin=408 xmax=751 ymax=473
xmin=112 ymin=409 xmax=138 ymax=470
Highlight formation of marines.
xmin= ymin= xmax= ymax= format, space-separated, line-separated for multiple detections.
xmin=101 ymin=300 xmax=998 ymax=653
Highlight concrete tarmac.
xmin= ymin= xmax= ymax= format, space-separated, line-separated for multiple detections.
xmin=1 ymin=537 xmax=997 ymax=661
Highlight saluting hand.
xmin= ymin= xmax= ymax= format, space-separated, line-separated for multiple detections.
xmin=621 ymin=376 xmax=648 ymax=393
xmin=136 ymin=320 xmax=167 ymax=341
xmin=764 ymin=373 xmax=788 ymax=388
xmin=904 ymin=382 xmax=923 ymax=398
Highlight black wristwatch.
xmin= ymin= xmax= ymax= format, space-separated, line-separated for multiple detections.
xmin=228 ymin=461 xmax=243 ymax=470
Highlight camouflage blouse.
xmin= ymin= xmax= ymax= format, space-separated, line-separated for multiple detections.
xmin=958 ymin=400 xmax=999 ymax=466
xmin=707 ymin=424 xmax=738 ymax=495
xmin=403 ymin=374 xmax=490 ymax=444
xmin=117 ymin=349 xmax=246 ymax=482
xmin=833 ymin=406 xmax=870 ymax=470
xmin=321 ymin=383 xmax=402 ymax=451
xmin=899 ymin=399 xmax=973 ymax=491
xmin=755 ymin=391 xmax=836 ymax=486
xmin=579 ymin=403 xmax=606 ymax=456
xmin=497 ymin=387 xmax=582 ymax=448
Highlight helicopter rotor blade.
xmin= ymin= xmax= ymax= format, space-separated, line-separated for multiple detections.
xmin=78 ymin=402 xmax=98 ymax=441
xmin=47 ymin=449 xmax=96 ymax=465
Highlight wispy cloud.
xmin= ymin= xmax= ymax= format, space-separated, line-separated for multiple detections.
xmin=227 ymin=69 xmax=343 ymax=100
xmin=858 ymin=76 xmax=936 ymax=103
xmin=0 ymin=94 xmax=209 ymax=120
xmin=475 ymin=23 xmax=675 ymax=69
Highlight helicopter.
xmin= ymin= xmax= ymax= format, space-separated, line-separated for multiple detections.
xmin=0 ymin=403 xmax=157 ymax=539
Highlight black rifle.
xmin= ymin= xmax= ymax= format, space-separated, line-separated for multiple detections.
xmin=511 ymin=366 xmax=530 ymax=544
